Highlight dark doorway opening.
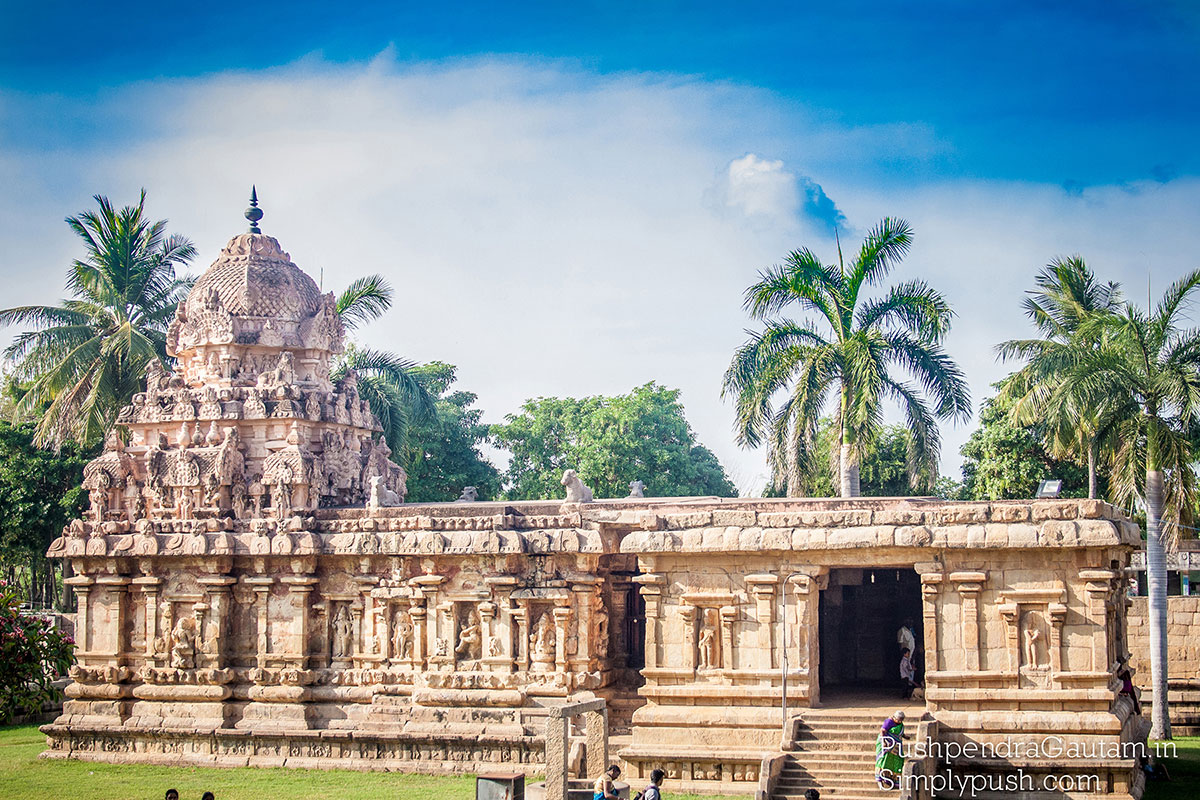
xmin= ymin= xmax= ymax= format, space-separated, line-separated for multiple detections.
xmin=819 ymin=567 xmax=923 ymax=693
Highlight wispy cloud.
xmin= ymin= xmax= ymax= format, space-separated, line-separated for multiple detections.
xmin=2 ymin=55 xmax=1198 ymax=493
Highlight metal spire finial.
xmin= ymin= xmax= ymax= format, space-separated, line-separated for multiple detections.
xmin=245 ymin=186 xmax=263 ymax=233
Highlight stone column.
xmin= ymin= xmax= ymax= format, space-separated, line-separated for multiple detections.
xmin=512 ymin=605 xmax=530 ymax=672
xmin=281 ymin=576 xmax=318 ymax=667
xmin=585 ymin=707 xmax=609 ymax=778
xmin=65 ymin=576 xmax=94 ymax=656
xmin=569 ymin=579 xmax=601 ymax=669
xmin=998 ymin=602 xmax=1020 ymax=672
xmin=633 ymin=572 xmax=665 ymax=670
xmin=1049 ymin=603 xmax=1067 ymax=674
xmin=133 ymin=576 xmax=162 ymax=660
xmin=679 ymin=605 xmax=697 ymax=672
xmin=198 ymin=576 xmax=236 ymax=668
xmin=1081 ymin=570 xmax=1118 ymax=673
xmin=553 ymin=605 xmax=572 ymax=673
xmin=544 ymin=713 xmax=569 ymax=800
xmin=793 ymin=574 xmax=823 ymax=705
xmin=918 ymin=571 xmax=943 ymax=673
xmin=245 ymin=577 xmax=274 ymax=669
xmin=410 ymin=602 xmax=428 ymax=666
xmin=719 ymin=605 xmax=737 ymax=671
xmin=95 ymin=575 xmax=132 ymax=659
xmin=746 ymin=574 xmax=779 ymax=671
xmin=951 ymin=572 xmax=986 ymax=671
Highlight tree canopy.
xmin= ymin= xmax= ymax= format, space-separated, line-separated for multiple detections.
xmin=402 ymin=362 xmax=502 ymax=503
xmin=958 ymin=395 xmax=1088 ymax=501
xmin=492 ymin=383 xmax=737 ymax=500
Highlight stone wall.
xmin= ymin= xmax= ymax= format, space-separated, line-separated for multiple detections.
xmin=1127 ymin=596 xmax=1200 ymax=733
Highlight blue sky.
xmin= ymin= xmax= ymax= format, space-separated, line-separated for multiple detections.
xmin=2 ymin=1 xmax=1199 ymax=491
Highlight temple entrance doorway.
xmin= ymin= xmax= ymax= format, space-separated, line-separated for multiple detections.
xmin=818 ymin=567 xmax=923 ymax=698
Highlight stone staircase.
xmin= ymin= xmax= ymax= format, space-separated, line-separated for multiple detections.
xmin=772 ymin=713 xmax=893 ymax=800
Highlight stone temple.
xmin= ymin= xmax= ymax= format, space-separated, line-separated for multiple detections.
xmin=44 ymin=210 xmax=1149 ymax=799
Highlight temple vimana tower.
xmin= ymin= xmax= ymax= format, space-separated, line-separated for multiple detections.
xmin=44 ymin=199 xmax=1153 ymax=799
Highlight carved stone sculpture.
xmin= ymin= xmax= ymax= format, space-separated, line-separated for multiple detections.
xmin=628 ymin=480 xmax=646 ymax=498
xmin=170 ymin=616 xmax=198 ymax=669
xmin=332 ymin=605 xmax=353 ymax=659
xmin=456 ymin=486 xmax=479 ymax=503
xmin=369 ymin=475 xmax=402 ymax=508
xmin=393 ymin=610 xmax=414 ymax=660
xmin=455 ymin=610 xmax=481 ymax=660
xmin=561 ymin=469 xmax=594 ymax=503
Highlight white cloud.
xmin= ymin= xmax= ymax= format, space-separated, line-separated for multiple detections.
xmin=2 ymin=56 xmax=1198 ymax=496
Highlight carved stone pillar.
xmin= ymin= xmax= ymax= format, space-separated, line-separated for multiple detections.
xmin=792 ymin=573 xmax=824 ymax=705
xmin=198 ymin=576 xmax=236 ymax=668
xmin=65 ymin=576 xmax=94 ymax=657
xmin=133 ymin=576 xmax=162 ymax=660
xmin=998 ymin=602 xmax=1020 ymax=672
xmin=1049 ymin=603 xmax=1067 ymax=673
xmin=951 ymin=572 xmax=986 ymax=671
xmin=633 ymin=572 xmax=665 ymax=670
xmin=95 ymin=575 xmax=131 ymax=660
xmin=508 ymin=604 xmax=528 ymax=671
xmin=1081 ymin=569 xmax=1118 ymax=673
xmin=281 ymin=576 xmax=318 ymax=668
xmin=746 ymin=574 xmax=779 ymax=671
xmin=553 ymin=605 xmax=572 ymax=673
xmin=569 ymin=578 xmax=601 ymax=669
xmin=410 ymin=602 xmax=428 ymax=666
xmin=486 ymin=576 xmax=518 ymax=671
xmin=719 ymin=605 xmax=737 ymax=671
xmin=610 ymin=580 xmax=632 ymax=667
xmin=918 ymin=571 xmax=943 ymax=673
xmin=679 ymin=605 xmax=697 ymax=672
xmin=244 ymin=577 xmax=274 ymax=669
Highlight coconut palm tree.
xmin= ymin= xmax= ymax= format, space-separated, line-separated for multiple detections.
xmin=1058 ymin=269 xmax=1200 ymax=739
xmin=330 ymin=274 xmax=434 ymax=456
xmin=997 ymin=257 xmax=1124 ymax=498
xmin=723 ymin=218 xmax=971 ymax=497
xmin=0 ymin=192 xmax=195 ymax=448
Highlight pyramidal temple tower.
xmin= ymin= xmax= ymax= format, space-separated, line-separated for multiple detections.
xmin=75 ymin=191 xmax=406 ymax=533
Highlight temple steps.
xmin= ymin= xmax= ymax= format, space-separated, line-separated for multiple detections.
xmin=771 ymin=712 xmax=895 ymax=800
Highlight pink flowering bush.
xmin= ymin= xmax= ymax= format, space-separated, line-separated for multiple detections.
xmin=0 ymin=580 xmax=74 ymax=722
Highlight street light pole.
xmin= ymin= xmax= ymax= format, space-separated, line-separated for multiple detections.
xmin=780 ymin=571 xmax=807 ymax=744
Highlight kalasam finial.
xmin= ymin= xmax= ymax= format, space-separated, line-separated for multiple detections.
xmin=245 ymin=186 xmax=263 ymax=233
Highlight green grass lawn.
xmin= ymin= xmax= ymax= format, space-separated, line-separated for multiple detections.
xmin=0 ymin=724 xmax=741 ymax=800
xmin=1144 ymin=737 xmax=1200 ymax=800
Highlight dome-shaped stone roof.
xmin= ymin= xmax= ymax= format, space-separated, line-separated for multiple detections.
xmin=185 ymin=233 xmax=323 ymax=322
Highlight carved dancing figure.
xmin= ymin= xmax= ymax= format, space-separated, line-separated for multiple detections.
xmin=170 ymin=616 xmax=198 ymax=669
xmin=455 ymin=611 xmax=481 ymax=659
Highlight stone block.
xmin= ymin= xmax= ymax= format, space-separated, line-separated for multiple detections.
xmin=712 ymin=510 xmax=757 ymax=527
xmin=934 ymin=504 xmax=991 ymax=525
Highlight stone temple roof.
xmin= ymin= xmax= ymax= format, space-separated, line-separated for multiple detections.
xmin=185 ymin=233 xmax=323 ymax=322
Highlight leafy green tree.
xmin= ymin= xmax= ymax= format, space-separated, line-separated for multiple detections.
xmin=997 ymin=257 xmax=1123 ymax=498
xmin=0 ymin=420 xmax=91 ymax=608
xmin=0 ymin=193 xmax=195 ymax=448
xmin=402 ymin=362 xmax=501 ymax=502
xmin=785 ymin=418 xmax=934 ymax=497
xmin=958 ymin=396 xmax=1088 ymax=501
xmin=1061 ymin=270 xmax=1200 ymax=740
xmin=723 ymin=218 xmax=971 ymax=497
xmin=493 ymin=383 xmax=737 ymax=500
xmin=329 ymin=274 xmax=434 ymax=456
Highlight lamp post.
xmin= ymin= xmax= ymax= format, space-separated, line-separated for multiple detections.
xmin=779 ymin=571 xmax=807 ymax=743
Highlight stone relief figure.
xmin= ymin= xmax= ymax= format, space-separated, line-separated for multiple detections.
xmin=531 ymin=612 xmax=556 ymax=668
xmin=393 ymin=610 xmax=414 ymax=660
xmin=154 ymin=602 xmax=174 ymax=656
xmin=561 ymin=469 xmax=594 ymax=503
xmin=456 ymin=486 xmax=479 ymax=503
xmin=628 ymin=480 xmax=646 ymax=498
xmin=244 ymin=390 xmax=267 ymax=419
xmin=434 ymin=638 xmax=449 ymax=658
xmin=170 ymin=616 xmax=198 ymax=669
xmin=455 ymin=610 xmax=482 ymax=660
xmin=698 ymin=624 xmax=717 ymax=670
xmin=332 ymin=604 xmax=353 ymax=659
xmin=88 ymin=487 xmax=108 ymax=523
xmin=487 ymin=636 xmax=501 ymax=658
xmin=1023 ymin=614 xmax=1046 ymax=669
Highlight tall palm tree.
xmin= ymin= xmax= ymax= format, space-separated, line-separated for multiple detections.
xmin=330 ymin=274 xmax=434 ymax=456
xmin=997 ymin=257 xmax=1124 ymax=498
xmin=0 ymin=192 xmax=195 ymax=448
xmin=1059 ymin=270 xmax=1200 ymax=740
xmin=723 ymin=218 xmax=971 ymax=497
